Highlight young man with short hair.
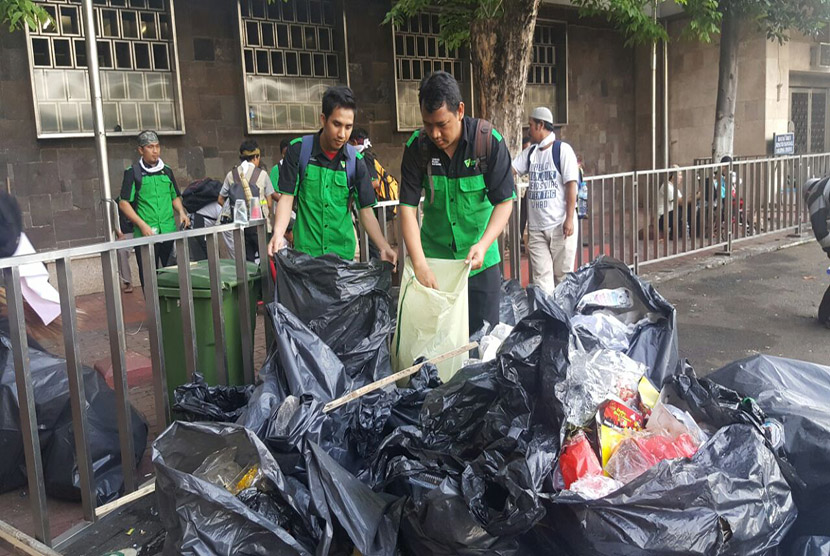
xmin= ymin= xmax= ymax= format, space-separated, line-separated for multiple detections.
xmin=267 ymin=86 xmax=397 ymax=268
xmin=399 ymin=71 xmax=515 ymax=332
xmin=512 ymin=107 xmax=579 ymax=294
xmin=118 ymin=130 xmax=189 ymax=288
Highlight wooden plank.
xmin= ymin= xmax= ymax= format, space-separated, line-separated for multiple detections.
xmin=323 ymin=342 xmax=477 ymax=414
xmin=0 ymin=520 xmax=61 ymax=556
xmin=95 ymin=482 xmax=155 ymax=519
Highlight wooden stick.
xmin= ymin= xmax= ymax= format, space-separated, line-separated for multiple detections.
xmin=94 ymin=481 xmax=155 ymax=519
xmin=323 ymin=342 xmax=477 ymax=414
xmin=0 ymin=519 xmax=61 ymax=556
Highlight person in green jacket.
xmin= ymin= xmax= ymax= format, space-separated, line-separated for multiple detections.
xmin=399 ymin=72 xmax=516 ymax=332
xmin=267 ymin=86 xmax=396 ymax=268
xmin=118 ymin=130 xmax=189 ymax=289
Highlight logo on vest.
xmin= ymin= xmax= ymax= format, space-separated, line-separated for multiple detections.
xmin=431 ymin=158 xmax=441 ymax=167
xmin=341 ymin=160 xmax=346 ymax=168
xmin=464 ymin=159 xmax=475 ymax=168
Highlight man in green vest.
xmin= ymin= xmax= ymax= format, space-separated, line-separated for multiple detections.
xmin=399 ymin=72 xmax=516 ymax=332
xmin=267 ymin=86 xmax=397 ymax=268
xmin=118 ymin=130 xmax=189 ymax=289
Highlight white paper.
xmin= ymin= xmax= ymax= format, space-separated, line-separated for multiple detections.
xmin=12 ymin=234 xmax=61 ymax=325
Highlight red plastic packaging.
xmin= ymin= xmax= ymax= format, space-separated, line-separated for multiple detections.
xmin=605 ymin=432 xmax=700 ymax=484
xmin=560 ymin=431 xmax=602 ymax=489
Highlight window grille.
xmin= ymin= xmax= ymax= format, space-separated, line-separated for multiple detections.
xmin=393 ymin=14 xmax=469 ymax=131
xmin=240 ymin=0 xmax=346 ymax=133
xmin=27 ymin=0 xmax=183 ymax=137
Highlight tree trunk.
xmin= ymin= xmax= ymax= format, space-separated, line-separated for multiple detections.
xmin=712 ymin=8 xmax=739 ymax=163
xmin=469 ymin=0 xmax=541 ymax=157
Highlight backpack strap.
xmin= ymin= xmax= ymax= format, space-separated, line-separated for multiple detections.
xmin=344 ymin=143 xmax=356 ymax=189
xmin=131 ymin=162 xmax=143 ymax=207
xmin=474 ymin=119 xmax=493 ymax=174
xmin=417 ymin=129 xmax=435 ymax=204
xmin=298 ymin=134 xmax=315 ymax=183
xmin=231 ymin=166 xmax=242 ymax=187
xmin=552 ymin=140 xmax=562 ymax=176
xmin=250 ymin=167 xmax=263 ymax=194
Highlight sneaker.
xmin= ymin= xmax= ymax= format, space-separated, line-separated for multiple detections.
xmin=123 ymin=283 xmax=133 ymax=294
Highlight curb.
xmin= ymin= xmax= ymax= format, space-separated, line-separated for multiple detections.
xmin=640 ymin=233 xmax=815 ymax=284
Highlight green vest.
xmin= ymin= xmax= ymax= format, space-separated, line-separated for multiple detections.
xmin=125 ymin=168 xmax=178 ymax=237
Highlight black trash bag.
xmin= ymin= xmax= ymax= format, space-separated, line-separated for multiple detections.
xmin=0 ymin=336 xmax=147 ymax=504
xmin=788 ymin=536 xmax=830 ymax=556
xmin=552 ymin=256 xmax=680 ymax=387
xmin=499 ymin=279 xmax=530 ymax=326
xmin=541 ymin=424 xmax=797 ymax=556
xmin=709 ymin=356 xmax=830 ymax=541
xmin=275 ymin=249 xmax=394 ymax=388
xmin=173 ymin=372 xmax=254 ymax=422
xmin=258 ymin=302 xmax=347 ymax=404
xmin=153 ymin=421 xmax=326 ymax=555
xmin=304 ymin=441 xmax=402 ymax=556
xmin=385 ymin=362 xmax=442 ymax=430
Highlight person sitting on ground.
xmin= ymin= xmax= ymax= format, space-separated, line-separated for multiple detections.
xmin=266 ymin=85 xmax=397 ymax=269
xmin=118 ymin=130 xmax=189 ymax=289
xmin=218 ymin=139 xmax=276 ymax=262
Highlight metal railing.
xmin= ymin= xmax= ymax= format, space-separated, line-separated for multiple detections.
xmin=359 ymin=153 xmax=826 ymax=282
xmin=0 ymin=219 xmax=272 ymax=551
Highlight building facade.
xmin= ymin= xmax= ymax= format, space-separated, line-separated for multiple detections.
xmin=2 ymin=0 xmax=827 ymax=250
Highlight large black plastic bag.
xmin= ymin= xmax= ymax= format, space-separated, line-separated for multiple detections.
xmin=153 ymin=421 xmax=324 ymax=555
xmin=540 ymin=424 xmax=797 ymax=556
xmin=709 ymin=356 xmax=830 ymax=542
xmin=499 ymin=279 xmax=530 ymax=326
xmin=552 ymin=256 xmax=680 ymax=387
xmin=173 ymin=372 xmax=254 ymax=422
xmin=0 ymin=336 xmax=147 ymax=504
xmin=275 ymin=249 xmax=394 ymax=387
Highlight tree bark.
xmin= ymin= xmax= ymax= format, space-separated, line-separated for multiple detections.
xmin=469 ymin=0 xmax=541 ymax=157
xmin=712 ymin=8 xmax=740 ymax=163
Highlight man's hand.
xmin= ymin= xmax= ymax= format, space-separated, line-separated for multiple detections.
xmin=380 ymin=245 xmax=398 ymax=271
xmin=179 ymin=211 xmax=191 ymax=229
xmin=413 ymin=260 xmax=439 ymax=289
xmin=267 ymin=233 xmax=287 ymax=257
xmin=465 ymin=242 xmax=487 ymax=271
xmin=139 ymin=222 xmax=155 ymax=236
xmin=563 ymin=216 xmax=575 ymax=238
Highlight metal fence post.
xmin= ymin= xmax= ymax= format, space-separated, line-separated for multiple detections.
xmin=2 ymin=267 xmax=51 ymax=545
xmin=726 ymin=160 xmax=734 ymax=254
xmin=632 ymin=172 xmax=640 ymax=274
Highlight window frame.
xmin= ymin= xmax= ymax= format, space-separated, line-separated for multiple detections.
xmin=390 ymin=13 xmax=475 ymax=133
xmin=237 ymin=0 xmax=351 ymax=135
xmin=524 ymin=18 xmax=568 ymax=126
xmin=25 ymin=0 xmax=185 ymax=139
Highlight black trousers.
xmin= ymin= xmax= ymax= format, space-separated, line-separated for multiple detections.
xmin=468 ymin=264 xmax=501 ymax=334
xmin=820 ymin=284 xmax=830 ymax=326
xmin=135 ymin=240 xmax=174 ymax=290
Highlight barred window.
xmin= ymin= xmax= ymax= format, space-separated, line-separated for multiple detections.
xmin=27 ymin=0 xmax=183 ymax=138
xmin=393 ymin=14 xmax=473 ymax=131
xmin=523 ymin=21 xmax=567 ymax=125
xmin=240 ymin=0 xmax=347 ymax=133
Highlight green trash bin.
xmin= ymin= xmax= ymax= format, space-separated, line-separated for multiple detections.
xmin=156 ymin=259 xmax=262 ymax=403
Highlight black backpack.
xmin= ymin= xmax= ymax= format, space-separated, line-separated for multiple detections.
xmin=419 ymin=118 xmax=493 ymax=204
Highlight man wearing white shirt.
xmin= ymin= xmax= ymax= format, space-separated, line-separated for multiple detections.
xmin=512 ymin=107 xmax=579 ymax=294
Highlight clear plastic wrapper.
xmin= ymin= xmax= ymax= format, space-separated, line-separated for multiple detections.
xmin=234 ymin=199 xmax=249 ymax=224
xmin=604 ymin=431 xmax=698 ymax=484
xmin=566 ymin=474 xmax=624 ymax=500
xmin=570 ymin=311 xmax=635 ymax=351
xmin=647 ymin=402 xmax=707 ymax=444
xmin=555 ymin=349 xmax=646 ymax=427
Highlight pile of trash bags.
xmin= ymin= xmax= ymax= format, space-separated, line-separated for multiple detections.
xmin=0 ymin=335 xmax=148 ymax=504
xmin=154 ymin=254 xmax=830 ymax=555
